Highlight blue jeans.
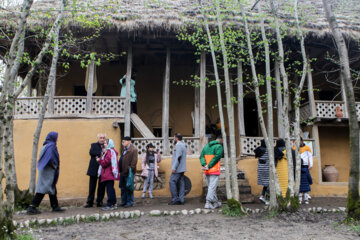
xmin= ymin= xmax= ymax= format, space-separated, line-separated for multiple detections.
xmin=143 ymin=170 xmax=154 ymax=194
xmin=169 ymin=172 xmax=185 ymax=203
xmin=119 ymin=175 xmax=134 ymax=206
xmin=104 ymin=180 xmax=116 ymax=207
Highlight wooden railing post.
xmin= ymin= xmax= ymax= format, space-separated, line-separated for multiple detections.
xmin=199 ymin=51 xmax=206 ymax=150
xmin=162 ymin=48 xmax=171 ymax=155
xmin=124 ymin=43 xmax=133 ymax=137
xmin=86 ymin=61 xmax=95 ymax=114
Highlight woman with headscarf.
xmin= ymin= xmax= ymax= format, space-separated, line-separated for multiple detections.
xmin=254 ymin=139 xmax=269 ymax=205
xmin=97 ymin=139 xmax=120 ymax=210
xmin=27 ymin=132 xmax=65 ymax=215
xmin=141 ymin=143 xmax=162 ymax=199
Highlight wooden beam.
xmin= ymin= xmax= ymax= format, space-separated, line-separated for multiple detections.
xmin=307 ymin=62 xmax=316 ymax=118
xmin=86 ymin=61 xmax=95 ymax=114
xmin=124 ymin=44 xmax=133 ymax=137
xmin=194 ymin=68 xmax=200 ymax=138
xmin=275 ymin=60 xmax=284 ymax=138
xmin=162 ymin=47 xmax=171 ymax=155
xmin=199 ymin=51 xmax=207 ymax=148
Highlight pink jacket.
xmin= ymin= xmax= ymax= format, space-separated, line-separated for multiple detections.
xmin=141 ymin=152 xmax=161 ymax=178
xmin=99 ymin=149 xmax=120 ymax=182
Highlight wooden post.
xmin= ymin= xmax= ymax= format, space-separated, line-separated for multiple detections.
xmin=307 ymin=63 xmax=316 ymax=118
xmin=340 ymin=74 xmax=348 ymax=118
xmin=86 ymin=61 xmax=95 ymax=114
xmin=48 ymin=71 xmax=56 ymax=114
xmin=124 ymin=44 xmax=133 ymax=137
xmin=199 ymin=51 xmax=206 ymax=149
xmin=27 ymin=79 xmax=32 ymax=97
xmin=194 ymin=72 xmax=200 ymax=138
xmin=275 ymin=60 xmax=284 ymax=138
xmin=162 ymin=48 xmax=171 ymax=156
xmin=237 ymin=61 xmax=245 ymax=155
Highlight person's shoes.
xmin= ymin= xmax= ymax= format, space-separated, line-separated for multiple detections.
xmin=304 ymin=200 xmax=309 ymax=205
xmin=117 ymin=203 xmax=126 ymax=208
xmin=52 ymin=206 xmax=65 ymax=212
xmin=149 ymin=193 xmax=153 ymax=199
xmin=204 ymin=202 xmax=213 ymax=209
xmin=299 ymin=200 xmax=302 ymax=205
xmin=84 ymin=204 xmax=93 ymax=208
xmin=110 ymin=204 xmax=118 ymax=210
xmin=102 ymin=206 xmax=112 ymax=211
xmin=307 ymin=194 xmax=311 ymax=200
xmin=124 ymin=204 xmax=133 ymax=208
xmin=265 ymin=201 xmax=270 ymax=206
xmin=213 ymin=202 xmax=222 ymax=209
xmin=27 ymin=206 xmax=41 ymax=215
xmin=96 ymin=202 xmax=104 ymax=207
xmin=168 ymin=201 xmax=179 ymax=205
xmin=259 ymin=196 xmax=266 ymax=204
xmin=141 ymin=193 xmax=146 ymax=199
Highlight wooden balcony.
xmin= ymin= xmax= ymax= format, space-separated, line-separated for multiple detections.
xmin=14 ymin=96 xmax=126 ymax=119
xmin=300 ymin=100 xmax=360 ymax=122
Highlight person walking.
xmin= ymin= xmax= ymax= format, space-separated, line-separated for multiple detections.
xmin=97 ymin=139 xmax=120 ymax=210
xmin=168 ymin=133 xmax=187 ymax=205
xmin=119 ymin=136 xmax=138 ymax=208
xmin=200 ymin=136 xmax=223 ymax=209
xmin=254 ymin=139 xmax=270 ymax=205
xmin=84 ymin=133 xmax=106 ymax=208
xmin=27 ymin=132 xmax=65 ymax=215
xmin=141 ymin=143 xmax=162 ymax=199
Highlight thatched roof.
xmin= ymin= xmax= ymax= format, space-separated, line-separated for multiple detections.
xmin=2 ymin=0 xmax=360 ymax=39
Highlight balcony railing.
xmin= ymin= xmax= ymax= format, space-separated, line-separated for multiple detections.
xmin=300 ymin=100 xmax=360 ymax=121
xmin=132 ymin=137 xmax=200 ymax=156
xmin=14 ymin=96 xmax=126 ymax=119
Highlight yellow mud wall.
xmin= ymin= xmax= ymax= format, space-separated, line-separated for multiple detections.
xmin=238 ymin=157 xmax=350 ymax=197
xmin=13 ymin=119 xmax=203 ymax=199
xmin=319 ymin=126 xmax=350 ymax=182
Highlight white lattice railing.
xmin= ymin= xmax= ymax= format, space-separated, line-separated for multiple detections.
xmin=240 ymin=136 xmax=315 ymax=156
xmin=15 ymin=96 xmax=125 ymax=119
xmin=132 ymin=137 xmax=200 ymax=156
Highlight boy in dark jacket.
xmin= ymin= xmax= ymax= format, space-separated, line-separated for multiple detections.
xmin=200 ymin=136 xmax=224 ymax=209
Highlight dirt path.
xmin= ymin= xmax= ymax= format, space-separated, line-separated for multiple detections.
xmin=29 ymin=211 xmax=358 ymax=240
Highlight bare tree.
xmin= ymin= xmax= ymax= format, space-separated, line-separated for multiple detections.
xmin=322 ymin=0 xmax=360 ymax=220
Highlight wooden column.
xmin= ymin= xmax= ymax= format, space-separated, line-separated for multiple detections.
xmin=194 ymin=72 xmax=200 ymax=138
xmin=27 ymin=79 xmax=32 ymax=97
xmin=237 ymin=61 xmax=245 ymax=155
xmin=124 ymin=44 xmax=133 ymax=137
xmin=340 ymin=75 xmax=348 ymax=117
xmin=48 ymin=71 xmax=56 ymax=114
xmin=85 ymin=61 xmax=95 ymax=114
xmin=162 ymin=48 xmax=171 ymax=155
xmin=199 ymin=51 xmax=207 ymax=149
xmin=275 ymin=60 xmax=284 ymax=138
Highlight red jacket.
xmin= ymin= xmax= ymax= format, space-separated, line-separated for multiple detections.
xmin=99 ymin=149 xmax=120 ymax=182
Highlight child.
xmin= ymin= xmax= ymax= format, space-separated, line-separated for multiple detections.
xmin=97 ymin=139 xmax=120 ymax=210
xmin=141 ymin=143 xmax=162 ymax=199
xmin=299 ymin=160 xmax=313 ymax=204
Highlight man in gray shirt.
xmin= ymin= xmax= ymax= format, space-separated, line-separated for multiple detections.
xmin=168 ymin=133 xmax=187 ymax=205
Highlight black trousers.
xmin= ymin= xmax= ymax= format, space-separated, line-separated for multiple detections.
xmin=31 ymin=192 xmax=59 ymax=209
xmin=86 ymin=176 xmax=105 ymax=206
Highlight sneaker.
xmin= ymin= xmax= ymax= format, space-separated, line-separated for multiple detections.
xmin=27 ymin=206 xmax=41 ymax=215
xmin=307 ymin=195 xmax=311 ymax=200
xmin=204 ymin=202 xmax=213 ymax=209
xmin=149 ymin=193 xmax=153 ymax=199
xmin=96 ymin=202 xmax=104 ymax=207
xmin=299 ymin=200 xmax=302 ymax=205
xmin=141 ymin=193 xmax=146 ymax=199
xmin=213 ymin=202 xmax=222 ymax=209
xmin=117 ymin=203 xmax=126 ymax=207
xmin=102 ymin=206 xmax=112 ymax=211
xmin=52 ymin=206 xmax=66 ymax=212
xmin=304 ymin=200 xmax=309 ymax=205
xmin=110 ymin=205 xmax=118 ymax=210
xmin=259 ymin=196 xmax=266 ymax=204
xmin=265 ymin=201 xmax=270 ymax=206
xmin=84 ymin=204 xmax=93 ymax=208
xmin=124 ymin=204 xmax=133 ymax=208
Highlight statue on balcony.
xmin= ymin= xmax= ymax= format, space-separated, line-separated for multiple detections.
xmin=119 ymin=69 xmax=137 ymax=114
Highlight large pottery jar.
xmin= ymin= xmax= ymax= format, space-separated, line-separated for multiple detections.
xmin=323 ymin=165 xmax=339 ymax=182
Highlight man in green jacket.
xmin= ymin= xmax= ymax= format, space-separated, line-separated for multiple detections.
xmin=200 ymin=136 xmax=223 ymax=209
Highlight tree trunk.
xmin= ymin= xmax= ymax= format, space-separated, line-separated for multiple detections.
xmin=237 ymin=62 xmax=245 ymax=154
xmin=202 ymin=6 xmax=232 ymax=200
xmin=275 ymin=61 xmax=284 ymax=138
xmin=162 ymin=47 xmax=171 ymax=156
xmin=323 ymin=0 xmax=360 ymax=220
xmin=258 ymin=1 xmax=281 ymax=208
xmin=29 ymin=13 xmax=63 ymax=194
xmin=293 ymin=0 xmax=308 ymax=195
xmin=270 ymin=0 xmax=295 ymax=199
xmin=215 ymin=0 xmax=239 ymax=201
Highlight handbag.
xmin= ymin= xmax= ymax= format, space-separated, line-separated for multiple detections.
xmin=126 ymin=168 xmax=135 ymax=192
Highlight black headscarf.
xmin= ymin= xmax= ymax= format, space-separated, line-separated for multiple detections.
xmin=274 ymin=139 xmax=285 ymax=166
xmin=254 ymin=139 xmax=267 ymax=158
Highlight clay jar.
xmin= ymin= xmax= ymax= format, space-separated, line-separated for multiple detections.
xmin=323 ymin=164 xmax=339 ymax=182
